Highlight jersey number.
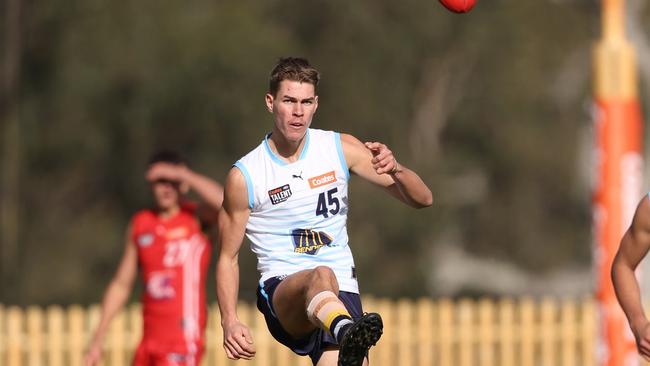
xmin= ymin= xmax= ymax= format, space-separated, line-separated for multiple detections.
xmin=163 ymin=240 xmax=191 ymax=267
xmin=316 ymin=188 xmax=340 ymax=218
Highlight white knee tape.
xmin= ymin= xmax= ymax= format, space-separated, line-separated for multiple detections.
xmin=306 ymin=290 xmax=338 ymax=323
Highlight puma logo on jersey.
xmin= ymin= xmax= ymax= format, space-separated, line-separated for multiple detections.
xmin=268 ymin=184 xmax=292 ymax=205
xmin=309 ymin=171 xmax=337 ymax=189
xmin=292 ymin=171 xmax=303 ymax=180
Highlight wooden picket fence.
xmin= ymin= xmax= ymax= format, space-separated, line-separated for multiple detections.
xmin=0 ymin=296 xmax=640 ymax=366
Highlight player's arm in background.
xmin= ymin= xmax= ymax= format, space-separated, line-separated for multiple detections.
xmin=146 ymin=162 xmax=224 ymax=227
xmin=341 ymin=133 xmax=433 ymax=208
xmin=83 ymin=226 xmax=138 ymax=366
xmin=612 ymin=195 xmax=650 ymax=361
xmin=216 ymin=167 xmax=256 ymax=360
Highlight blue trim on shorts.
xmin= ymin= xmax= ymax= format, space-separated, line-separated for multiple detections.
xmin=233 ymin=161 xmax=254 ymax=209
xmin=259 ymin=287 xmax=276 ymax=318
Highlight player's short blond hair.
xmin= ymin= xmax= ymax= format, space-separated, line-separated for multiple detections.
xmin=269 ymin=57 xmax=320 ymax=97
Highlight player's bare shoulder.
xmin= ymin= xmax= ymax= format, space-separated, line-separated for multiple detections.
xmin=631 ymin=196 xmax=650 ymax=235
xmin=222 ymin=165 xmax=251 ymax=213
xmin=340 ymin=133 xmax=373 ymax=169
xmin=227 ymin=165 xmax=246 ymax=187
xmin=339 ymin=133 xmax=364 ymax=150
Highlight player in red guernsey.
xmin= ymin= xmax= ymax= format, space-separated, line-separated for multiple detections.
xmin=84 ymin=150 xmax=223 ymax=366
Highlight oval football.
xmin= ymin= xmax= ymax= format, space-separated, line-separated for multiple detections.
xmin=439 ymin=0 xmax=476 ymax=13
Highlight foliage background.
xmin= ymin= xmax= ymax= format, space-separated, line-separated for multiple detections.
xmin=2 ymin=0 xmax=650 ymax=305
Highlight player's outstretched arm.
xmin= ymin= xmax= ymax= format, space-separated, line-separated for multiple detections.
xmin=216 ymin=167 xmax=256 ymax=360
xmin=341 ymin=133 xmax=432 ymax=208
xmin=146 ymin=162 xmax=224 ymax=226
xmin=612 ymin=196 xmax=650 ymax=361
xmin=84 ymin=228 xmax=138 ymax=366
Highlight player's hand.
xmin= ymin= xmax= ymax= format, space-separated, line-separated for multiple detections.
xmin=632 ymin=319 xmax=650 ymax=361
xmin=222 ymin=320 xmax=256 ymax=360
xmin=146 ymin=162 xmax=188 ymax=184
xmin=82 ymin=343 xmax=103 ymax=366
xmin=364 ymin=142 xmax=400 ymax=175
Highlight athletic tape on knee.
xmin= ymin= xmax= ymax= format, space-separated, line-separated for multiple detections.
xmin=306 ymin=291 xmax=339 ymax=324
xmin=306 ymin=291 xmax=352 ymax=337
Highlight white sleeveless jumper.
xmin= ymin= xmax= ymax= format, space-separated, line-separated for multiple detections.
xmin=234 ymin=128 xmax=358 ymax=293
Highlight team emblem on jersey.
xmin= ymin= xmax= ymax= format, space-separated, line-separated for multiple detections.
xmin=292 ymin=228 xmax=333 ymax=255
xmin=137 ymin=233 xmax=154 ymax=247
xmin=146 ymin=271 xmax=176 ymax=299
xmin=268 ymin=184 xmax=292 ymax=205
xmin=309 ymin=171 xmax=337 ymax=189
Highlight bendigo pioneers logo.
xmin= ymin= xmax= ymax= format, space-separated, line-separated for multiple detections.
xmin=268 ymin=184 xmax=292 ymax=205
xmin=292 ymin=228 xmax=333 ymax=255
xmin=309 ymin=171 xmax=337 ymax=189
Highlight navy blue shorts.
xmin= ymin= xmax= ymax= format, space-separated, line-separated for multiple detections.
xmin=256 ymin=276 xmax=364 ymax=365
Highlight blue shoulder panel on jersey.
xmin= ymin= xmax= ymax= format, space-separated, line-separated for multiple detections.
xmin=335 ymin=132 xmax=350 ymax=179
xmin=234 ymin=161 xmax=254 ymax=209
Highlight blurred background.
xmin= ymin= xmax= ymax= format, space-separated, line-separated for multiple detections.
xmin=1 ymin=0 xmax=649 ymax=309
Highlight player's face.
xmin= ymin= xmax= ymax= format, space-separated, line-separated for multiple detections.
xmin=265 ymin=80 xmax=318 ymax=144
xmin=151 ymin=179 xmax=181 ymax=211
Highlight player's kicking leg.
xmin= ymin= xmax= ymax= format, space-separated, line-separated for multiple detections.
xmin=271 ymin=266 xmax=383 ymax=366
